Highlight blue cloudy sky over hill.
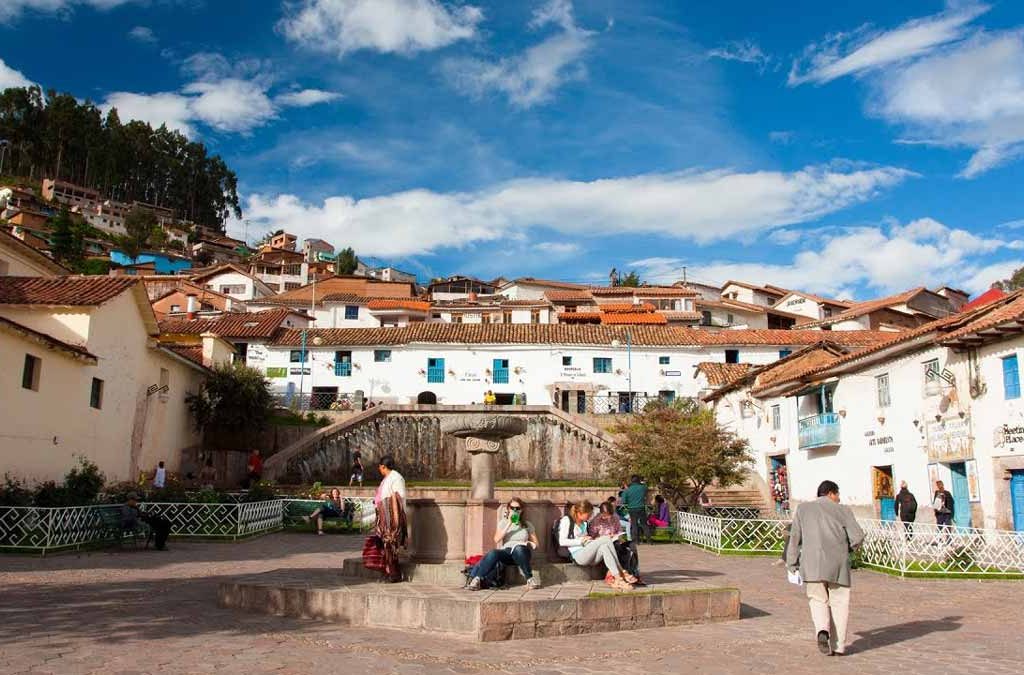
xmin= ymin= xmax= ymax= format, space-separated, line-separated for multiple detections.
xmin=2 ymin=0 xmax=1024 ymax=298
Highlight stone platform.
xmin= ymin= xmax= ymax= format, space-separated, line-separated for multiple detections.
xmin=217 ymin=569 xmax=741 ymax=642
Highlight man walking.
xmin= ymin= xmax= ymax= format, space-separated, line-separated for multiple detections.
xmin=622 ymin=475 xmax=649 ymax=548
xmin=894 ymin=481 xmax=917 ymax=538
xmin=785 ymin=480 xmax=864 ymax=656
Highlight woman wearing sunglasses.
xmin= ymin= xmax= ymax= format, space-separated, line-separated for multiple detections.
xmin=465 ymin=498 xmax=540 ymax=590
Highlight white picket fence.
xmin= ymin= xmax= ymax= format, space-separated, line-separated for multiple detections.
xmin=676 ymin=510 xmax=1024 ymax=577
xmin=0 ymin=497 xmax=375 ymax=555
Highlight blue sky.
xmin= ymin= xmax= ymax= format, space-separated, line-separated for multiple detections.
xmin=3 ymin=0 xmax=1024 ymax=298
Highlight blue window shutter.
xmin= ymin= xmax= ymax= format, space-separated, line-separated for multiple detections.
xmin=1004 ymin=355 xmax=1021 ymax=400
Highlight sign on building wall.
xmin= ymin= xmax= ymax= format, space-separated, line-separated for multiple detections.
xmin=459 ymin=371 xmax=483 ymax=383
xmin=925 ymin=415 xmax=973 ymax=462
xmin=561 ymin=366 xmax=588 ymax=380
xmin=993 ymin=423 xmax=1024 ymax=455
xmin=266 ymin=367 xmax=287 ymax=378
xmin=864 ymin=429 xmax=895 ymax=454
xmin=247 ymin=343 xmax=268 ymax=365
xmin=965 ymin=459 xmax=981 ymax=502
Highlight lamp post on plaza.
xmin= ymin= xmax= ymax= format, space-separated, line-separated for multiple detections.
xmin=611 ymin=329 xmax=633 ymax=413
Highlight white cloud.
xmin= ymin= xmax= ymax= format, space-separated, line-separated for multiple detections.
xmin=274 ymin=88 xmax=344 ymax=107
xmin=0 ymin=57 xmax=36 ymax=89
xmin=0 ymin=0 xmax=133 ymax=23
xmin=239 ymin=163 xmax=911 ymax=257
xmin=102 ymin=91 xmax=196 ymax=136
xmin=278 ymin=0 xmax=482 ymax=58
xmin=630 ymin=217 xmax=1019 ymax=297
xmin=768 ymin=228 xmax=803 ymax=245
xmin=707 ymin=40 xmax=771 ymax=72
xmin=101 ymin=54 xmax=340 ymax=136
xmin=535 ymin=241 xmax=580 ymax=257
xmin=127 ymin=26 xmax=156 ymax=44
xmin=788 ymin=3 xmax=988 ymax=85
xmin=873 ymin=31 xmax=1024 ymax=178
xmin=443 ymin=0 xmax=594 ymax=108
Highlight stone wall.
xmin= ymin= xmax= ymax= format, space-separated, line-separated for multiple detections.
xmin=280 ymin=413 xmax=613 ymax=484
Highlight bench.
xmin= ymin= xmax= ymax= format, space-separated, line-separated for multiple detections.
xmin=97 ymin=506 xmax=151 ymax=549
xmin=284 ymin=499 xmax=362 ymax=532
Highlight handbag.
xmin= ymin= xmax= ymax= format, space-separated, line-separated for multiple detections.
xmin=362 ymin=534 xmax=386 ymax=572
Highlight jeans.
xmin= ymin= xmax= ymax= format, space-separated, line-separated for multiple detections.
xmin=474 ymin=546 xmax=533 ymax=581
xmin=628 ymin=508 xmax=649 ymax=561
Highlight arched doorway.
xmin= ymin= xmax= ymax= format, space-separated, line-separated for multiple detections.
xmin=417 ymin=391 xmax=437 ymax=404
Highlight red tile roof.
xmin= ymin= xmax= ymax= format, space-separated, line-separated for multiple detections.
xmin=600 ymin=312 xmax=668 ymax=325
xmin=694 ymin=362 xmax=753 ymax=386
xmin=159 ymin=307 xmax=300 ymax=338
xmin=600 ymin=303 xmax=656 ymax=313
xmin=162 ymin=344 xmax=205 ymax=367
xmin=794 ymin=288 xmax=925 ymax=329
xmin=1 ymin=229 xmax=70 ymax=275
xmin=661 ymin=311 xmax=703 ymax=321
xmin=269 ymin=324 xmax=890 ymax=347
xmin=961 ymin=286 xmax=1007 ymax=312
xmin=252 ymin=275 xmax=415 ymax=306
xmin=367 ymin=299 xmax=432 ymax=312
xmin=0 ymin=276 xmax=139 ymax=306
xmin=591 ymin=286 xmax=697 ymax=297
xmin=545 ymin=290 xmax=595 ymax=302
xmin=557 ymin=312 xmax=602 ymax=323
xmin=506 ymin=277 xmax=589 ymax=290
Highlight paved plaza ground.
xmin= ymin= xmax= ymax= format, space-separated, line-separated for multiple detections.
xmin=2 ymin=533 xmax=1022 ymax=674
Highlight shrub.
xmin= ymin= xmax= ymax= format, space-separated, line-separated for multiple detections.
xmin=103 ymin=481 xmax=141 ymax=504
xmin=0 ymin=474 xmax=33 ymax=506
xmin=32 ymin=481 xmax=72 ymax=507
xmin=190 ymin=488 xmax=230 ymax=504
xmin=243 ymin=479 xmax=277 ymax=502
xmin=63 ymin=456 xmax=105 ymax=504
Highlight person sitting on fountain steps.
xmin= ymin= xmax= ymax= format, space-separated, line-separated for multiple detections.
xmin=465 ymin=497 xmax=541 ymax=591
xmin=559 ymin=500 xmax=636 ymax=590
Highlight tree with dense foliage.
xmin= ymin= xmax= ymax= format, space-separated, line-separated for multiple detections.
xmin=609 ymin=399 xmax=752 ymax=508
xmin=119 ymin=206 xmax=158 ymax=259
xmin=996 ymin=266 xmax=1024 ymax=291
xmin=619 ymin=271 xmax=642 ymax=287
xmin=48 ymin=207 xmax=77 ymax=263
xmin=0 ymin=85 xmax=241 ymax=230
xmin=186 ymin=363 xmax=275 ymax=450
xmin=336 ymin=246 xmax=358 ymax=274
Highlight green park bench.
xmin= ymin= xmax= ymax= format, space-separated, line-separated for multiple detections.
xmin=96 ymin=506 xmax=152 ymax=549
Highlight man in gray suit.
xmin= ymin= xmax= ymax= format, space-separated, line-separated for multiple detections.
xmin=785 ymin=480 xmax=864 ymax=656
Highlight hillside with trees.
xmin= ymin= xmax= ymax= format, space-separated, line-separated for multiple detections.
xmin=0 ymin=85 xmax=241 ymax=231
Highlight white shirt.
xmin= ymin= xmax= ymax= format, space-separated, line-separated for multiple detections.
xmin=153 ymin=466 xmax=166 ymax=488
xmin=379 ymin=470 xmax=407 ymax=503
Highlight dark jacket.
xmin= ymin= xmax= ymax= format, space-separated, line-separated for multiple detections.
xmin=933 ymin=490 xmax=954 ymax=515
xmin=894 ymin=488 xmax=917 ymax=521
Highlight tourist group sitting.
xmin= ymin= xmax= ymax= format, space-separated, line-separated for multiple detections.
xmin=464 ymin=497 xmax=541 ymax=591
xmin=305 ymin=487 xmax=354 ymax=535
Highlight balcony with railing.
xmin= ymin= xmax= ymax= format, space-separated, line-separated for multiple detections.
xmin=492 ymin=366 xmax=509 ymax=384
xmin=798 ymin=412 xmax=841 ymax=450
xmin=334 ymin=361 xmax=352 ymax=377
xmin=427 ymin=366 xmax=445 ymax=383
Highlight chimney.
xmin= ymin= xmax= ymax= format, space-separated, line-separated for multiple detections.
xmin=186 ymin=293 xmax=198 ymax=320
xmin=224 ymin=297 xmax=232 ymax=312
xmin=200 ymin=332 xmax=217 ymax=368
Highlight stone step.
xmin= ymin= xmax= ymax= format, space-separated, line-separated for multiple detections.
xmin=340 ymin=557 xmax=604 ymax=586
xmin=218 ymin=568 xmax=741 ymax=641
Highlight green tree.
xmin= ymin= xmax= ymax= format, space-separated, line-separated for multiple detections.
xmin=186 ymin=363 xmax=275 ymax=450
xmin=609 ymin=399 xmax=752 ymax=508
xmin=996 ymin=266 xmax=1024 ymax=291
xmin=336 ymin=246 xmax=358 ymax=275
xmin=49 ymin=207 xmax=78 ymax=263
xmin=119 ymin=206 xmax=158 ymax=259
xmin=619 ymin=271 xmax=642 ymax=287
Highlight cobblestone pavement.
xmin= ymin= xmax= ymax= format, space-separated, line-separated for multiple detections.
xmin=2 ymin=533 xmax=1022 ymax=674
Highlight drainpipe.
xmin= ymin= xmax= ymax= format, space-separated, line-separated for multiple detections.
xmin=185 ymin=293 xmax=198 ymax=320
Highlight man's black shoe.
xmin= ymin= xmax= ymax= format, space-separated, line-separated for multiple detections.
xmin=817 ymin=630 xmax=832 ymax=655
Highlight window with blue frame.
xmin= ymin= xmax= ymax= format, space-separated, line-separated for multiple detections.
xmin=779 ymin=349 xmax=792 ymax=359
xmin=374 ymin=349 xmax=392 ymax=362
xmin=659 ymin=356 xmax=670 ymax=365
xmin=289 ymin=349 xmax=305 ymax=363
xmin=344 ymin=305 xmax=359 ymax=320
xmin=593 ymin=357 xmax=612 ymax=373
xmin=492 ymin=358 xmax=510 ymax=384
xmin=427 ymin=357 xmax=445 ymax=383
xmin=1004 ymin=354 xmax=1021 ymax=400
xmin=658 ymin=390 xmax=675 ymax=403
xmin=335 ymin=351 xmax=352 ymax=376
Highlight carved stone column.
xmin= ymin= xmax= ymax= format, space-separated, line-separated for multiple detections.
xmin=465 ymin=436 xmax=501 ymax=500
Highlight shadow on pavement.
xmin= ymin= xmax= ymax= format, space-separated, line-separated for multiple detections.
xmin=849 ymin=615 xmax=963 ymax=653
xmin=641 ymin=568 xmax=723 ymax=583
xmin=740 ymin=603 xmax=770 ymax=618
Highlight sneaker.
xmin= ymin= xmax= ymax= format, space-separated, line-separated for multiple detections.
xmin=817 ymin=630 xmax=832 ymax=655
xmin=526 ymin=577 xmax=541 ymax=590
xmin=466 ymin=577 xmax=482 ymax=591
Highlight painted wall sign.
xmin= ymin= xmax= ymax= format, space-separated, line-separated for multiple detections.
xmin=289 ymin=367 xmax=311 ymax=376
xmin=561 ymin=366 xmax=588 ymax=379
xmin=663 ymin=370 xmax=682 ymax=376
xmin=784 ymin=297 xmax=806 ymax=306
xmin=925 ymin=415 xmax=973 ymax=462
xmin=864 ymin=429 xmax=895 ymax=454
xmin=265 ymin=367 xmax=287 ymax=378
xmin=459 ymin=371 xmax=483 ymax=383
xmin=994 ymin=423 xmax=1024 ymax=451
xmin=247 ymin=343 xmax=268 ymax=364
xmin=965 ymin=459 xmax=981 ymax=502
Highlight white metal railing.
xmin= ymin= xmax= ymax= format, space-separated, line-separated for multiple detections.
xmin=0 ymin=497 xmax=374 ymax=555
xmin=677 ymin=511 xmax=1024 ymax=576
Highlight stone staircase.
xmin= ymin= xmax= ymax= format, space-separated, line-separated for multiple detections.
xmin=262 ymin=404 xmax=616 ymax=484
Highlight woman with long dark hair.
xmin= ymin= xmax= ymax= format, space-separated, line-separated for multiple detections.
xmin=363 ymin=455 xmax=407 ymax=582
